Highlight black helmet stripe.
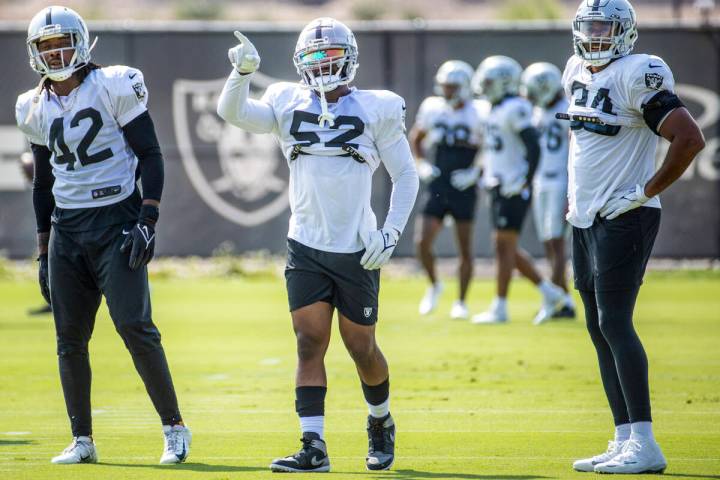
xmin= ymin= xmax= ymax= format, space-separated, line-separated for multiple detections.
xmin=591 ymin=0 xmax=601 ymax=11
xmin=45 ymin=7 xmax=52 ymax=26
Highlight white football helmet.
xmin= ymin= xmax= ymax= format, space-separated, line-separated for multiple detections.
xmin=26 ymin=6 xmax=93 ymax=82
xmin=573 ymin=0 xmax=638 ymax=67
xmin=521 ymin=62 xmax=563 ymax=108
xmin=434 ymin=60 xmax=474 ymax=107
xmin=472 ymin=55 xmax=522 ymax=104
xmin=293 ymin=17 xmax=358 ymax=93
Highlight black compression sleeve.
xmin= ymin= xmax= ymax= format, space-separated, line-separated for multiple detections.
xmin=642 ymin=91 xmax=684 ymax=136
xmin=519 ymin=127 xmax=541 ymax=184
xmin=31 ymin=143 xmax=55 ymax=233
xmin=122 ymin=111 xmax=164 ymax=202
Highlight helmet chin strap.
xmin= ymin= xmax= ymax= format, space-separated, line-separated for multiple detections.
xmin=314 ymin=74 xmax=336 ymax=128
xmin=25 ymin=36 xmax=99 ymax=125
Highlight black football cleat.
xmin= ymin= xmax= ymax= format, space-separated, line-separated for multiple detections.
xmin=366 ymin=413 xmax=395 ymax=471
xmin=552 ymin=305 xmax=577 ymax=319
xmin=270 ymin=432 xmax=330 ymax=473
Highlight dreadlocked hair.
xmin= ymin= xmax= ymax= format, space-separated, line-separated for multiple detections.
xmin=43 ymin=62 xmax=103 ymax=98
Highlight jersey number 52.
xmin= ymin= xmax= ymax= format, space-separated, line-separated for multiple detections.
xmin=290 ymin=110 xmax=365 ymax=149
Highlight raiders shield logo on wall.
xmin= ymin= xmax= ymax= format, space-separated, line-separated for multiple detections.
xmin=172 ymin=72 xmax=290 ymax=226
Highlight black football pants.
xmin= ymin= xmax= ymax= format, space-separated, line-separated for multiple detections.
xmin=573 ymin=207 xmax=661 ymax=425
xmin=49 ymin=223 xmax=181 ymax=437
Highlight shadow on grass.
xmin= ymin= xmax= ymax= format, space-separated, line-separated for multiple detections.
xmin=0 ymin=440 xmax=34 ymax=446
xmin=664 ymin=475 xmax=720 ymax=479
xmin=99 ymin=462 xmax=266 ymax=473
xmin=342 ymin=470 xmax=549 ymax=479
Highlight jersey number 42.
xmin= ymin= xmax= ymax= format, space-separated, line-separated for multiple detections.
xmin=49 ymin=107 xmax=113 ymax=171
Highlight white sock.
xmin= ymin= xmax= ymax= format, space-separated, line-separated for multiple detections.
xmin=368 ymin=398 xmax=390 ymax=419
xmin=564 ymin=292 xmax=575 ymax=308
xmin=631 ymin=421 xmax=654 ymax=441
xmin=492 ymin=297 xmax=507 ymax=311
xmin=615 ymin=423 xmax=631 ymax=443
xmin=299 ymin=415 xmax=324 ymax=439
xmin=538 ymin=280 xmax=558 ymax=299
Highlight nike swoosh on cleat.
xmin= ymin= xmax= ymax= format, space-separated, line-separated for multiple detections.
xmin=310 ymin=456 xmax=325 ymax=466
xmin=79 ymin=454 xmax=91 ymax=462
xmin=122 ymin=229 xmax=130 ymax=235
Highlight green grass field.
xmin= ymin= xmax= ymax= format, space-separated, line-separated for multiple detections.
xmin=1 ymin=268 xmax=719 ymax=479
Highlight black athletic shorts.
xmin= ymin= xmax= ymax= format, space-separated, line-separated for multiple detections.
xmin=422 ymin=178 xmax=477 ymax=221
xmin=572 ymin=207 xmax=661 ymax=292
xmin=489 ymin=186 xmax=531 ymax=231
xmin=285 ymin=238 xmax=380 ymax=325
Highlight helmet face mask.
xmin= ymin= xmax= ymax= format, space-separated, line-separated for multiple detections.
xmin=433 ymin=60 xmax=473 ymax=107
xmin=26 ymin=6 xmax=92 ymax=82
xmin=572 ymin=0 xmax=638 ymax=67
xmin=293 ymin=18 xmax=358 ymax=93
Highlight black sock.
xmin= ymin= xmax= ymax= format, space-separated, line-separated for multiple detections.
xmin=361 ymin=377 xmax=390 ymax=407
xmin=131 ymin=347 xmax=182 ymax=425
xmin=295 ymin=386 xmax=327 ymax=417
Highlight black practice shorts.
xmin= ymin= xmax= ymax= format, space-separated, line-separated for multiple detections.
xmin=490 ymin=186 xmax=531 ymax=232
xmin=285 ymin=238 xmax=380 ymax=325
xmin=422 ymin=179 xmax=477 ymax=222
xmin=572 ymin=207 xmax=661 ymax=292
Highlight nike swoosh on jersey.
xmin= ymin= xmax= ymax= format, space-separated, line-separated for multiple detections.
xmin=122 ymin=229 xmax=131 ymax=235
xmin=648 ymin=64 xmax=662 ymax=69
xmin=129 ymin=73 xmax=137 ymax=79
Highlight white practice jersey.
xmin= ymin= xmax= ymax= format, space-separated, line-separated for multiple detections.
xmin=481 ymin=96 xmax=534 ymax=188
xmin=533 ymin=98 xmax=570 ymax=193
xmin=16 ymin=66 xmax=148 ymax=209
xmin=260 ymin=82 xmax=410 ymax=253
xmin=414 ymin=96 xmax=483 ymax=156
xmin=562 ymin=53 xmax=672 ymax=228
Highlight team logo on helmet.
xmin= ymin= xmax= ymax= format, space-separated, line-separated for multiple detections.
xmin=172 ymin=73 xmax=289 ymax=227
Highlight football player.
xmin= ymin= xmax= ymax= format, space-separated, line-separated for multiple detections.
xmin=411 ymin=60 xmax=484 ymax=319
xmin=520 ymin=62 xmax=576 ymax=321
xmin=471 ymin=56 xmax=566 ymax=325
xmin=563 ymin=0 xmax=704 ymax=474
xmin=216 ymin=18 xmax=419 ymax=473
xmin=15 ymin=6 xmax=190 ymax=465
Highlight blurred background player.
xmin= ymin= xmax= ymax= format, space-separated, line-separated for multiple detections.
xmin=521 ymin=62 xmax=576 ymax=321
xmin=217 ymin=17 xmax=418 ymax=472
xmin=564 ymin=0 xmax=704 ymax=474
xmin=15 ymin=6 xmax=190 ymax=465
xmin=471 ymin=55 xmax=565 ymax=325
xmin=411 ymin=60 xmax=483 ymax=319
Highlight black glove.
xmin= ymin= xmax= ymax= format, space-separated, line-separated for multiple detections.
xmin=37 ymin=253 xmax=51 ymax=306
xmin=120 ymin=204 xmax=159 ymax=271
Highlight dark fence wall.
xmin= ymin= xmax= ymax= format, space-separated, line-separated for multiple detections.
xmin=1 ymin=23 xmax=718 ymax=258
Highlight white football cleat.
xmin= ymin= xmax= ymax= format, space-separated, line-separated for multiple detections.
xmin=594 ymin=436 xmax=667 ymax=474
xmin=449 ymin=300 xmax=469 ymax=319
xmin=160 ymin=424 xmax=192 ymax=464
xmin=418 ymin=282 xmax=443 ymax=315
xmin=533 ymin=284 xmax=566 ymax=325
xmin=51 ymin=436 xmax=98 ymax=464
xmin=572 ymin=440 xmax=626 ymax=472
